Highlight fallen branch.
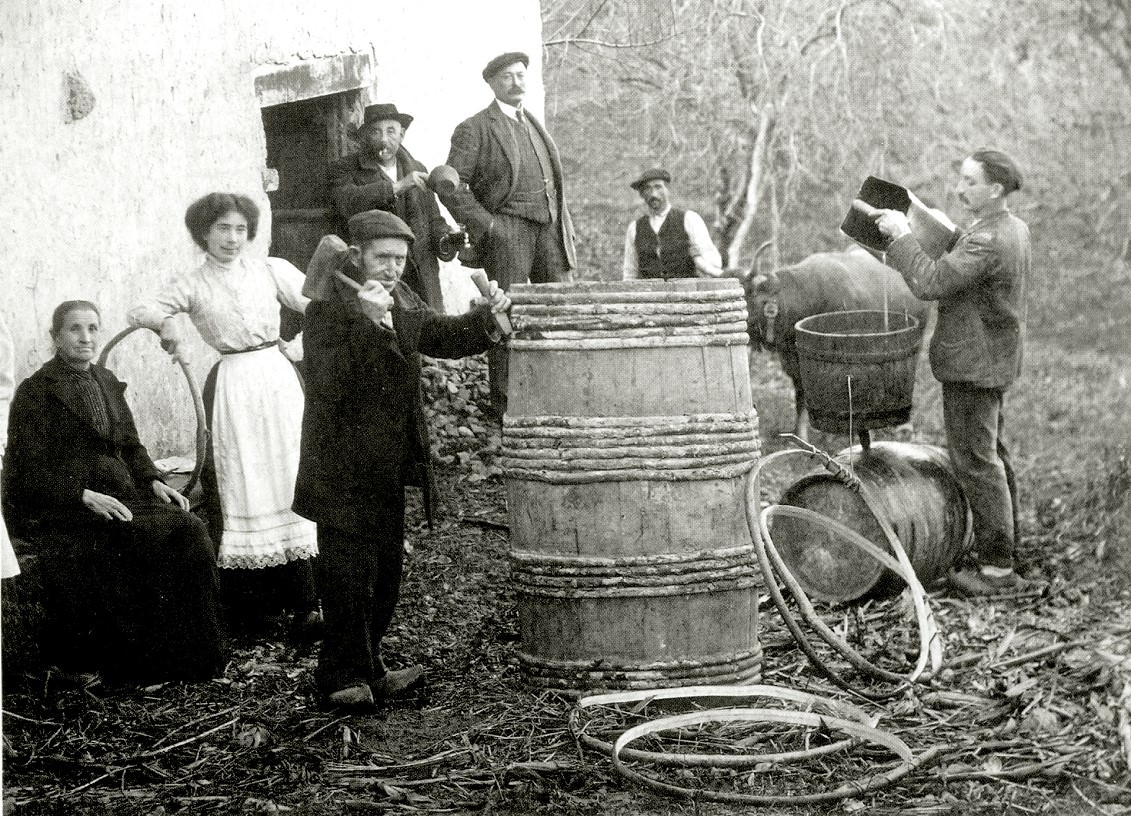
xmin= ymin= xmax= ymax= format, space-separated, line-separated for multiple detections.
xmin=990 ymin=640 xmax=1088 ymax=671
xmin=124 ymin=717 xmax=239 ymax=762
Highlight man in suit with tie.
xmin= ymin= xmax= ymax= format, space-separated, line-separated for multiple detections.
xmin=439 ymin=51 xmax=576 ymax=419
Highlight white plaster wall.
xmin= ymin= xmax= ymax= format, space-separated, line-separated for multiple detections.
xmin=0 ymin=0 xmax=542 ymax=457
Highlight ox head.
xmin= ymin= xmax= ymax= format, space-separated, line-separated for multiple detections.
xmin=742 ymin=269 xmax=782 ymax=351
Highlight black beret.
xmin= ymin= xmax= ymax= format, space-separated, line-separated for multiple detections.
xmin=630 ymin=168 xmax=671 ymax=191
xmin=482 ymin=51 xmax=529 ymax=81
xmin=348 ymin=210 xmax=415 ymax=245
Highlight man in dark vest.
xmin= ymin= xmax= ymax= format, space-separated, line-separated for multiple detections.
xmin=622 ymin=168 xmax=723 ymax=280
xmin=438 ymin=51 xmax=576 ymax=420
xmin=330 ymin=103 xmax=465 ymax=311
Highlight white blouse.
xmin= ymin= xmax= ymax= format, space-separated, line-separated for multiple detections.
xmin=128 ymin=256 xmax=309 ymax=353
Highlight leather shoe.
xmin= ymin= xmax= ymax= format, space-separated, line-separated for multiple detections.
xmin=328 ymin=684 xmax=374 ymax=708
xmin=372 ymin=665 xmax=424 ymax=698
xmin=948 ymin=567 xmax=1031 ymax=597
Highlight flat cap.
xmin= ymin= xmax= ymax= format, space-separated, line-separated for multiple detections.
xmin=630 ymin=167 xmax=671 ymax=191
xmin=348 ymin=210 xmax=416 ymax=245
xmin=482 ymin=51 xmax=529 ymax=81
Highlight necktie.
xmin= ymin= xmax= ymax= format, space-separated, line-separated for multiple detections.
xmin=515 ymin=108 xmax=524 ymax=124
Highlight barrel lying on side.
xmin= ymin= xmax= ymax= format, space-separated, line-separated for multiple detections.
xmin=502 ymin=279 xmax=762 ymax=691
xmin=771 ymin=441 xmax=972 ymax=603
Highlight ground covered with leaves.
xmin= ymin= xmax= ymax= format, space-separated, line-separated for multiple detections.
xmin=3 ymin=354 xmax=1130 ymax=816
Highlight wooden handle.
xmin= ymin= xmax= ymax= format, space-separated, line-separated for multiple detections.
xmin=468 ymin=270 xmax=512 ymax=336
xmin=851 ymin=198 xmax=882 ymax=218
xmin=334 ymin=269 xmax=362 ymax=291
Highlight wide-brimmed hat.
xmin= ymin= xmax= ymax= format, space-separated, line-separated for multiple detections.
xmin=348 ymin=210 xmax=416 ymax=245
xmin=482 ymin=51 xmax=529 ymax=81
xmin=630 ymin=168 xmax=671 ymax=191
xmin=360 ymin=103 xmax=413 ymax=131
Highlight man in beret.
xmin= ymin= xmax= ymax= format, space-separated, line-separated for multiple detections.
xmin=622 ymin=168 xmax=723 ymax=280
xmin=874 ymin=149 xmax=1032 ymax=597
xmin=329 ymin=102 xmax=466 ymax=311
xmin=293 ymin=210 xmax=510 ymax=708
xmin=438 ymin=51 xmax=576 ymax=420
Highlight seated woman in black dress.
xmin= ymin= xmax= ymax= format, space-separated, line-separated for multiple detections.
xmin=2 ymin=300 xmax=226 ymax=686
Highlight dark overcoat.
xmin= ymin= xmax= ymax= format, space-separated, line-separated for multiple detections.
xmin=292 ymin=278 xmax=498 ymax=534
xmin=3 ymin=356 xmax=165 ymax=533
xmin=329 ymin=145 xmax=455 ymax=311
xmin=2 ymin=355 xmax=224 ymax=685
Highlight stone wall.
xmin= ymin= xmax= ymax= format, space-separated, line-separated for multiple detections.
xmin=0 ymin=0 xmax=542 ymax=458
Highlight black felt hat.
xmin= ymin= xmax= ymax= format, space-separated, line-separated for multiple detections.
xmin=360 ymin=103 xmax=413 ymax=131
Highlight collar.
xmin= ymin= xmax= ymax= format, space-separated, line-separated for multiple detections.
xmin=494 ymin=99 xmax=523 ymax=122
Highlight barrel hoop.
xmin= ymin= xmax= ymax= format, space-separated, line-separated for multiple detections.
xmin=513 ymin=321 xmax=748 ymax=340
xmin=502 ymin=439 xmax=760 ymax=463
xmin=511 ymin=545 xmax=760 ymax=596
xmin=795 ymin=345 xmax=919 ymax=364
xmin=513 ymin=572 xmax=759 ymax=598
xmin=514 ymin=308 xmax=747 ymax=330
xmin=510 ymin=544 xmax=754 ymax=569
xmin=501 ymin=412 xmax=760 ymax=482
xmin=516 ymin=301 xmax=742 ymax=316
xmin=516 ymin=648 xmax=762 ymax=689
xmin=509 ymin=287 xmax=744 ymax=306
xmin=504 ymin=411 xmax=758 ymax=431
xmin=509 ymin=334 xmax=750 ymax=350
xmin=504 ymin=430 xmax=756 ymax=450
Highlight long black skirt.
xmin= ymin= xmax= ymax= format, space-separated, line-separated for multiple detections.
xmin=37 ymin=501 xmax=226 ymax=686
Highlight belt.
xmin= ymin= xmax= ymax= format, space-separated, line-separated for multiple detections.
xmin=220 ymin=340 xmax=278 ymax=356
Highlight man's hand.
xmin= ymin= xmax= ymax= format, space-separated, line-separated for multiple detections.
xmin=83 ymin=489 xmax=133 ymax=522
xmin=476 ymin=278 xmax=511 ymax=315
xmin=694 ymin=258 xmax=724 ymax=278
xmin=874 ymin=209 xmax=912 ymax=240
xmin=393 ymin=171 xmax=429 ymax=196
xmin=152 ymin=479 xmax=191 ymax=512
xmin=357 ymin=280 xmax=395 ymax=326
xmin=439 ymin=229 xmax=469 ymax=255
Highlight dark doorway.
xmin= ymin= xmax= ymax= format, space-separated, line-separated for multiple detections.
xmin=261 ymin=91 xmax=362 ymax=338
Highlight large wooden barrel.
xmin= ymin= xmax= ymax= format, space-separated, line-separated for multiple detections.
xmin=501 ymin=279 xmax=761 ymax=691
xmin=794 ymin=310 xmax=923 ymax=434
xmin=771 ymin=442 xmax=972 ymax=603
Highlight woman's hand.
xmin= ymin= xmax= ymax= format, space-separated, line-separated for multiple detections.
xmin=151 ymin=479 xmax=190 ymax=512
xmin=83 ymin=489 xmax=133 ymax=522
xmin=158 ymin=317 xmax=186 ymax=362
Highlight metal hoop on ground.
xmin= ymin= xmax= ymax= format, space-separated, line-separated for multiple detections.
xmin=571 ymin=684 xmax=877 ymax=768
xmin=607 ymin=707 xmax=952 ymax=806
xmin=97 ymin=326 xmax=208 ymax=497
xmin=745 ymin=447 xmax=942 ymax=698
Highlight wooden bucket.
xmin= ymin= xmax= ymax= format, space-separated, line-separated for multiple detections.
xmin=794 ymin=310 xmax=923 ymax=434
xmin=501 ymin=279 xmax=762 ymax=691
xmin=771 ymin=442 xmax=972 ymax=603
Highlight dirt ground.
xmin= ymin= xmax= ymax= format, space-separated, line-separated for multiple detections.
xmin=3 ymin=350 xmax=1129 ymax=816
